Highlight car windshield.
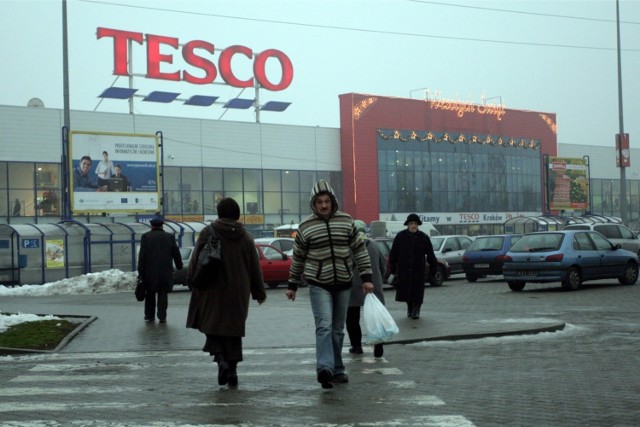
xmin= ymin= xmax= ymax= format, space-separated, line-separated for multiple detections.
xmin=430 ymin=237 xmax=444 ymax=251
xmin=510 ymin=233 xmax=564 ymax=252
xmin=467 ymin=236 xmax=504 ymax=251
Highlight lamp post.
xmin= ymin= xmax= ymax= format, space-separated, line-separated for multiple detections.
xmin=616 ymin=0 xmax=628 ymax=224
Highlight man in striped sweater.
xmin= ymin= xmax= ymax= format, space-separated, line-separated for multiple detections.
xmin=286 ymin=180 xmax=374 ymax=389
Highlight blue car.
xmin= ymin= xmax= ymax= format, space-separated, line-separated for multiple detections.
xmin=503 ymin=230 xmax=640 ymax=291
xmin=462 ymin=234 xmax=523 ymax=282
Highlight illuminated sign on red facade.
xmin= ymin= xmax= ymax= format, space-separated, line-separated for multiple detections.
xmin=97 ymin=27 xmax=294 ymax=91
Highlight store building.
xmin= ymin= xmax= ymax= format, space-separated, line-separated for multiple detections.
xmin=1 ymin=95 xmax=638 ymax=237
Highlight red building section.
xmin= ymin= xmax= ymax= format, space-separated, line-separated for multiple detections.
xmin=338 ymin=93 xmax=558 ymax=224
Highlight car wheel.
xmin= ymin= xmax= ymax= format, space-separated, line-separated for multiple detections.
xmin=618 ymin=261 xmax=639 ymax=285
xmin=508 ymin=281 xmax=525 ymax=291
xmin=562 ymin=267 xmax=582 ymax=290
xmin=267 ymin=282 xmax=280 ymax=289
xmin=429 ymin=266 xmax=445 ymax=287
xmin=465 ymin=272 xmax=478 ymax=282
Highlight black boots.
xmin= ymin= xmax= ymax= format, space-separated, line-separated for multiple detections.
xmin=407 ymin=303 xmax=421 ymax=319
xmin=215 ymin=355 xmax=238 ymax=387
xmin=411 ymin=304 xmax=421 ymax=319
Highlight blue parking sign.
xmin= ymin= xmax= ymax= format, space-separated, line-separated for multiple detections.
xmin=22 ymin=239 xmax=40 ymax=249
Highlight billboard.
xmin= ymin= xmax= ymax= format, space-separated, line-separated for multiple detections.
xmin=69 ymin=131 xmax=161 ymax=214
xmin=547 ymin=157 xmax=589 ymax=211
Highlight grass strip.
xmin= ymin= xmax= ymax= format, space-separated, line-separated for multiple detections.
xmin=0 ymin=319 xmax=78 ymax=350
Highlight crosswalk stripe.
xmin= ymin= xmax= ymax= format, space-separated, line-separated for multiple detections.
xmin=0 ymin=386 xmax=144 ymax=396
xmin=10 ymin=374 xmax=137 ymax=382
xmin=0 ymin=416 xmax=476 ymax=426
xmin=0 ymin=349 xmax=477 ymax=426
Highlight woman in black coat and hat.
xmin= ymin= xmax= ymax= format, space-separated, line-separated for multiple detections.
xmin=388 ymin=213 xmax=438 ymax=319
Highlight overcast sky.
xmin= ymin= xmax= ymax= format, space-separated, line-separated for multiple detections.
xmin=2 ymin=0 xmax=639 ymax=147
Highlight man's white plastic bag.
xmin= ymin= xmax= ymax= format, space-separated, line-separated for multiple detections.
xmin=363 ymin=293 xmax=399 ymax=344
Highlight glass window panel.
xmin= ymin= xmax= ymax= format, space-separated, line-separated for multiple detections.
xmin=202 ymin=191 xmax=218 ymax=215
xmin=182 ymin=190 xmax=201 ymax=214
xmin=263 ymin=170 xmax=281 ymax=191
xmin=0 ymin=189 xmax=7 ymax=216
xmin=182 ymin=168 xmax=202 ymax=190
xmin=37 ymin=189 xmax=61 ymax=216
xmin=379 ymin=191 xmax=389 ymax=213
xmin=264 ymin=192 xmax=282 ymax=214
xmin=36 ymin=164 xmax=60 ymax=188
xmin=300 ymin=171 xmax=316 ymax=194
xmin=244 ymin=192 xmax=260 ymax=214
xmin=282 ymin=170 xmax=299 ymax=192
xmin=164 ymin=190 xmax=181 ymax=214
xmin=203 ymin=168 xmax=223 ymax=191
xmin=10 ymin=190 xmax=34 ymax=217
xmin=0 ymin=162 xmax=7 ymax=189
xmin=224 ymin=169 xmax=243 ymax=191
xmin=282 ymin=192 xmax=299 ymax=214
xmin=164 ymin=167 xmax=181 ymax=190
xmin=244 ymin=169 xmax=261 ymax=192
xmin=9 ymin=163 xmax=34 ymax=189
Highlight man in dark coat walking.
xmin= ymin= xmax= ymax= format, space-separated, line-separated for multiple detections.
xmin=137 ymin=218 xmax=183 ymax=323
xmin=389 ymin=213 xmax=438 ymax=319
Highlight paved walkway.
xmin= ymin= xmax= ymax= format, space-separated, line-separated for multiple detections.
xmin=2 ymin=281 xmax=564 ymax=354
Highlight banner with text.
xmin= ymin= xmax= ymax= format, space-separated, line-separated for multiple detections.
xmin=69 ymin=131 xmax=161 ymax=214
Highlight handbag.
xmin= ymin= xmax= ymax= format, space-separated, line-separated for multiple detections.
xmin=135 ymin=275 xmax=145 ymax=301
xmin=363 ymin=293 xmax=399 ymax=344
xmin=189 ymin=225 xmax=223 ymax=289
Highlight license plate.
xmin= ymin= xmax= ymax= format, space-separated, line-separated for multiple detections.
xmin=475 ymin=264 xmax=490 ymax=268
xmin=518 ymin=270 xmax=538 ymax=276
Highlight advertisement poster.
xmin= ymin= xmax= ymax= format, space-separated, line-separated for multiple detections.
xmin=69 ymin=131 xmax=161 ymax=214
xmin=45 ymin=239 xmax=65 ymax=269
xmin=548 ymin=157 xmax=589 ymax=210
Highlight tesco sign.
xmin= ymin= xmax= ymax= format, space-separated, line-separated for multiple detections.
xmin=97 ymin=27 xmax=294 ymax=91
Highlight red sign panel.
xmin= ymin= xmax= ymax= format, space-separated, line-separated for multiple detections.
xmin=97 ymin=27 xmax=294 ymax=91
xmin=616 ymin=133 xmax=630 ymax=167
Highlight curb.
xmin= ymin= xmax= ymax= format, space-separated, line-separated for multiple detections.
xmin=390 ymin=321 xmax=566 ymax=345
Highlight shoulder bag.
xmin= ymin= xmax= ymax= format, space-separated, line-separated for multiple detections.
xmin=189 ymin=225 xmax=223 ymax=289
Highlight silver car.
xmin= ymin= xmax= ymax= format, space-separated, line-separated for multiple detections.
xmin=429 ymin=235 xmax=474 ymax=275
xmin=563 ymin=223 xmax=640 ymax=256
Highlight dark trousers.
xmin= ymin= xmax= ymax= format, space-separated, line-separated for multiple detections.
xmin=144 ymin=290 xmax=168 ymax=320
xmin=204 ymin=335 xmax=243 ymax=363
xmin=346 ymin=306 xmax=362 ymax=347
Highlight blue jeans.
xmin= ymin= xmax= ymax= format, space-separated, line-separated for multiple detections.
xmin=309 ymin=285 xmax=350 ymax=375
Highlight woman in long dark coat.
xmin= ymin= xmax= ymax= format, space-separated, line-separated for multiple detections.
xmin=186 ymin=198 xmax=266 ymax=388
xmin=389 ymin=213 xmax=438 ymax=319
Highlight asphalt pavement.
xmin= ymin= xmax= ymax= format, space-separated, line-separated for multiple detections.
xmin=5 ymin=277 xmax=639 ymax=426
xmin=2 ymin=278 xmax=564 ymax=354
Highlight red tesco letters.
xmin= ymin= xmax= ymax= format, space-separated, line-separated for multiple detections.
xmin=97 ymin=27 xmax=294 ymax=91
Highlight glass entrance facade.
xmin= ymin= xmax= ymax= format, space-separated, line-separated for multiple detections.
xmin=377 ymin=129 xmax=543 ymax=215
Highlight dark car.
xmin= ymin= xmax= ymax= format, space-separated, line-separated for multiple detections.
xmin=502 ymin=230 xmax=639 ymax=291
xmin=371 ymin=237 xmax=451 ymax=287
xmin=462 ymin=234 xmax=523 ymax=282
